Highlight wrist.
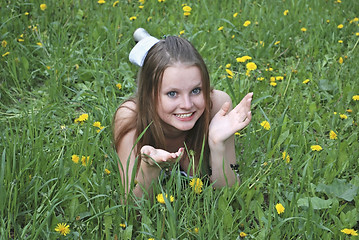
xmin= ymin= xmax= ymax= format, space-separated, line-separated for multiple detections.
xmin=208 ymin=136 xmax=226 ymax=151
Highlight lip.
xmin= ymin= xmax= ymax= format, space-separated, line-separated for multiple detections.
xmin=174 ymin=112 xmax=195 ymax=121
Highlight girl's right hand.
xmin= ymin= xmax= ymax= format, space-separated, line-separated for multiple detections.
xmin=140 ymin=145 xmax=184 ymax=168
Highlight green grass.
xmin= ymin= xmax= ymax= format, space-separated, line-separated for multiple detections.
xmin=1 ymin=0 xmax=359 ymax=239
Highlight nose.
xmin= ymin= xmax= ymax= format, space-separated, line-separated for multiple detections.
xmin=180 ymin=95 xmax=193 ymax=110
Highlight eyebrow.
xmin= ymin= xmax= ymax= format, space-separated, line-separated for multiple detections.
xmin=163 ymin=82 xmax=202 ymax=92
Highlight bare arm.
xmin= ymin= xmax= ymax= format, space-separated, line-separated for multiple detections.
xmin=114 ymin=103 xmax=183 ymax=199
xmin=209 ymin=91 xmax=253 ymax=187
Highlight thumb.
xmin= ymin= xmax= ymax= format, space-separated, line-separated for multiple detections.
xmin=218 ymin=102 xmax=231 ymax=116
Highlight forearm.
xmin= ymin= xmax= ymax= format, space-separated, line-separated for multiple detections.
xmin=209 ymin=136 xmax=239 ymax=187
xmin=133 ymin=161 xmax=162 ymax=198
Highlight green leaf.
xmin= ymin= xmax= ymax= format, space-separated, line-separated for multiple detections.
xmin=316 ymin=178 xmax=358 ymax=202
xmin=297 ymin=197 xmax=333 ymax=209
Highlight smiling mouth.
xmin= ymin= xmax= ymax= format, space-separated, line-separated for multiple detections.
xmin=174 ymin=112 xmax=194 ymax=118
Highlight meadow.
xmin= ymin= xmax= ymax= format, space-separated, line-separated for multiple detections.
xmin=1 ymin=0 xmax=359 ymax=239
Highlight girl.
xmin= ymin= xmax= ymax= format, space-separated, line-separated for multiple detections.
xmin=113 ymin=29 xmax=253 ymax=198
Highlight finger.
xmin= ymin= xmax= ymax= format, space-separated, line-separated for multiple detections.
xmin=218 ymin=102 xmax=231 ymax=116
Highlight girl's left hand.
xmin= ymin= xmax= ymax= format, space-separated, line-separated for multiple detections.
xmin=209 ymin=92 xmax=253 ymax=145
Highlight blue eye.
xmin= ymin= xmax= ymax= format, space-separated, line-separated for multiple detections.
xmin=167 ymin=91 xmax=177 ymax=98
xmin=192 ymin=87 xmax=201 ymax=95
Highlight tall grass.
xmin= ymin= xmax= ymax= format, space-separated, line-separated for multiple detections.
xmin=1 ymin=0 xmax=359 ymax=239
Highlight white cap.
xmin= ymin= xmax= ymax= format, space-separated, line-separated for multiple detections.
xmin=129 ymin=28 xmax=159 ymax=67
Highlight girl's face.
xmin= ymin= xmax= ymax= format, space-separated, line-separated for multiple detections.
xmin=157 ymin=64 xmax=205 ymax=135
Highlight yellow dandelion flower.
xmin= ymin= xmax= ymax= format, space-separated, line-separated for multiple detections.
xmin=139 ymin=0 xmax=145 ymax=4
xmin=2 ymin=52 xmax=10 ymax=57
xmin=98 ymin=0 xmax=106 ymax=4
xmin=25 ymin=12 xmax=29 ymax=15
xmin=158 ymin=0 xmax=165 ymax=2
xmin=46 ymin=66 xmax=51 ymax=70
xmin=119 ymin=223 xmax=126 ymax=228
xmin=55 ymin=223 xmax=70 ymax=236
xmin=129 ymin=16 xmax=137 ymax=21
xmin=329 ymin=130 xmax=337 ymax=140
xmin=282 ymin=151 xmax=290 ymax=163
xmin=81 ymin=156 xmax=90 ymax=166
xmin=72 ymin=155 xmax=80 ymax=164
xmin=194 ymin=227 xmax=199 ymax=233
xmin=311 ymin=145 xmax=323 ymax=151
xmin=283 ymin=10 xmax=289 ymax=16
xmin=189 ymin=178 xmax=204 ymax=194
xmin=338 ymin=40 xmax=343 ymax=43
xmin=183 ymin=6 xmax=192 ymax=12
xmin=113 ymin=1 xmax=119 ymax=7
xmin=240 ymin=232 xmax=247 ymax=237
xmin=246 ymin=62 xmax=257 ymax=71
xmin=105 ymin=168 xmax=111 ymax=174
xmin=274 ymin=41 xmax=280 ymax=45
xmin=179 ymin=30 xmax=185 ymax=35
xmin=352 ymin=95 xmax=359 ymax=101
xmin=218 ymin=26 xmax=224 ymax=31
xmin=326 ymin=19 xmax=330 ymax=23
xmin=226 ymin=69 xmax=234 ymax=77
xmin=235 ymin=132 xmax=241 ymax=136
xmin=96 ymin=126 xmax=104 ymax=133
xmin=303 ymin=79 xmax=310 ymax=84
xmin=40 ymin=3 xmax=47 ymax=11
xmin=301 ymin=27 xmax=307 ymax=32
xmin=233 ymin=12 xmax=238 ymax=18
xmin=156 ymin=193 xmax=174 ymax=204
xmin=1 ymin=40 xmax=7 ymax=48
xmin=356 ymin=32 xmax=359 ymax=36
xmin=17 ymin=38 xmax=24 ymax=42
xmin=225 ymin=63 xmax=231 ymax=68
xmin=243 ymin=20 xmax=251 ymax=27
xmin=74 ymin=113 xmax=88 ymax=123
xmin=338 ymin=57 xmax=343 ymax=64
xmin=276 ymin=76 xmax=284 ymax=81
xmin=337 ymin=24 xmax=343 ymax=29
xmin=257 ymin=77 xmax=264 ymax=81
xmin=260 ymin=121 xmax=270 ymax=130
xmin=339 ymin=114 xmax=348 ymax=119
xmin=236 ymin=56 xmax=252 ymax=62
xmin=346 ymin=109 xmax=352 ymax=113
xmin=36 ymin=42 xmax=43 ymax=47
xmin=270 ymin=82 xmax=277 ymax=87
xmin=275 ymin=203 xmax=285 ymax=214
xmin=270 ymin=77 xmax=276 ymax=82
xmin=116 ymin=83 xmax=122 ymax=90
xmin=93 ymin=121 xmax=102 ymax=128
xmin=184 ymin=12 xmax=191 ymax=16
xmin=341 ymin=228 xmax=358 ymax=236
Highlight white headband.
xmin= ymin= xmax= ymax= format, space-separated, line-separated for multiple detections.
xmin=129 ymin=28 xmax=160 ymax=67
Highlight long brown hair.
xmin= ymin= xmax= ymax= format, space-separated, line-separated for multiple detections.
xmin=114 ymin=36 xmax=211 ymax=174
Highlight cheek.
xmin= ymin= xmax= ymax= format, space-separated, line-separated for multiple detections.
xmin=195 ymin=95 xmax=206 ymax=110
xmin=157 ymin=97 xmax=175 ymax=115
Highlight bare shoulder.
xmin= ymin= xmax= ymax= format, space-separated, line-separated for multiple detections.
xmin=113 ymin=100 xmax=137 ymax=138
xmin=114 ymin=100 xmax=137 ymax=124
xmin=210 ymin=89 xmax=232 ymax=118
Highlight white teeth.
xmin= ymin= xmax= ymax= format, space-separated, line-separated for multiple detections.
xmin=175 ymin=113 xmax=193 ymax=118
